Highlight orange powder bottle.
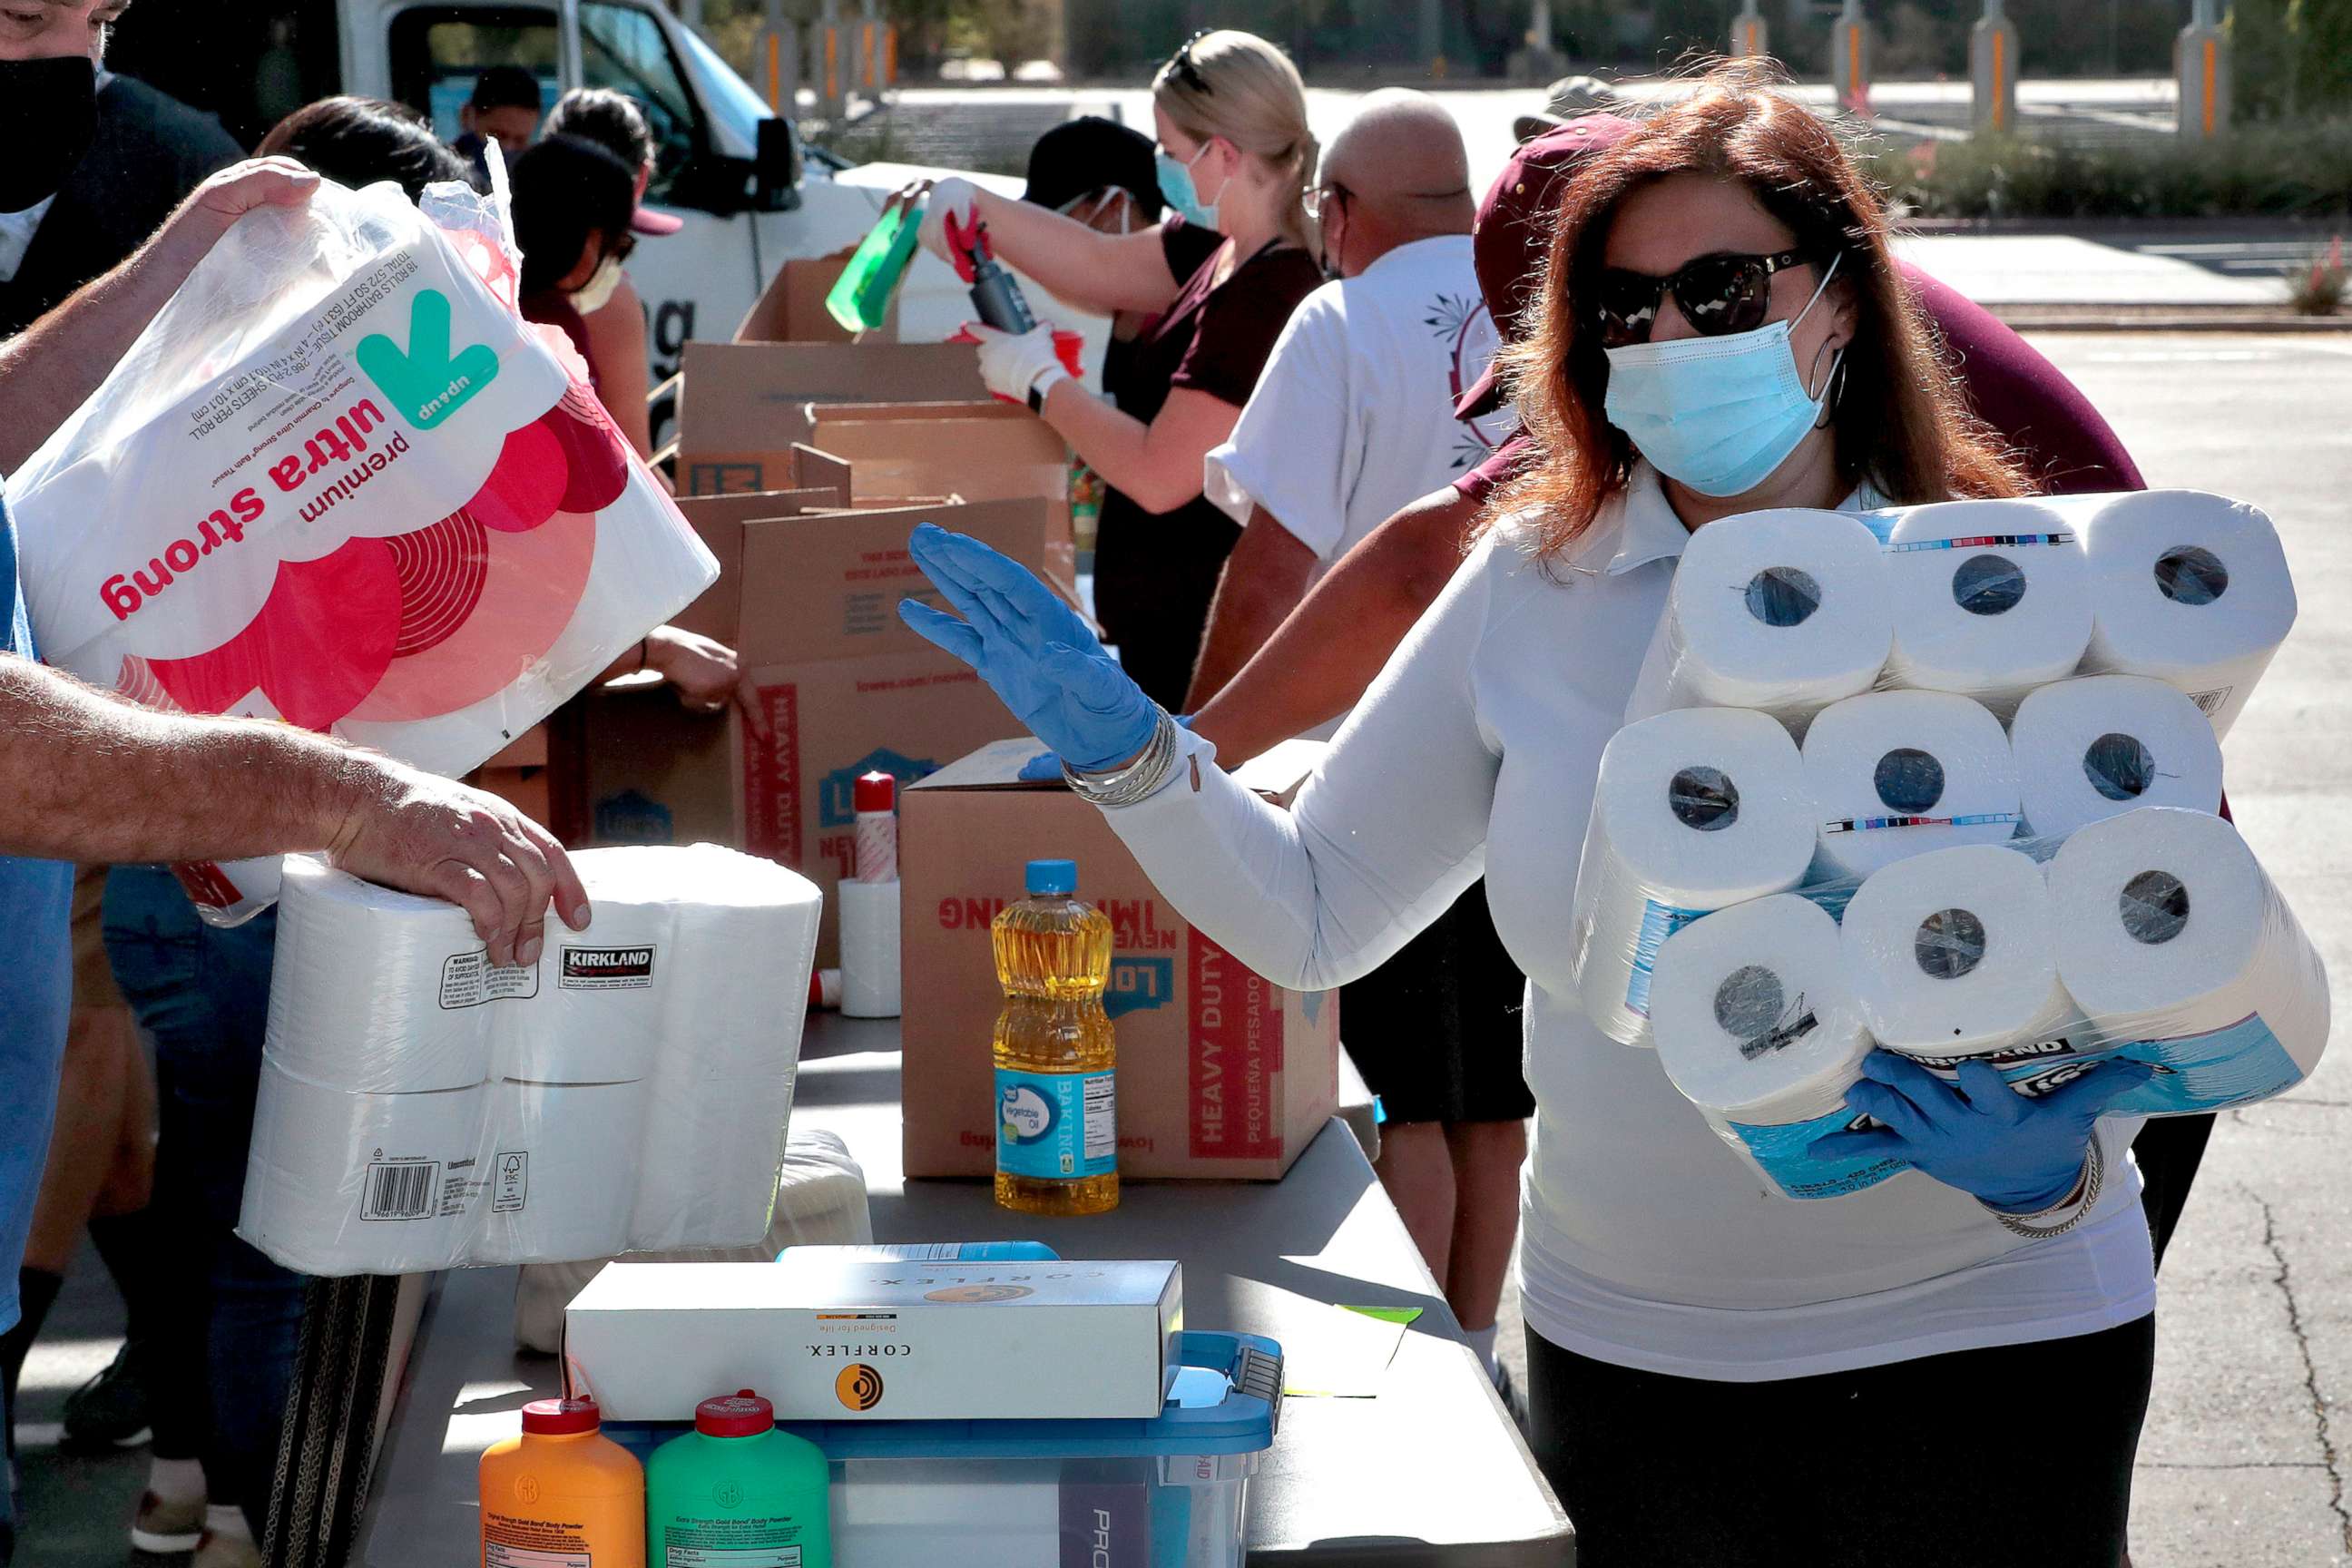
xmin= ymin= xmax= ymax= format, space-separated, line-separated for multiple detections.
xmin=480 ymin=1396 xmax=645 ymax=1568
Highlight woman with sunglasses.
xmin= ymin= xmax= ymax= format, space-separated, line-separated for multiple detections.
xmin=888 ymin=29 xmax=1323 ymax=708
xmin=901 ymin=64 xmax=2163 ymax=1565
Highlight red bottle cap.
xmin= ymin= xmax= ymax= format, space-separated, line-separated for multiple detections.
xmin=521 ymin=1396 xmax=602 ymax=1436
xmin=695 ymin=1388 xmax=775 ymax=1437
xmin=854 ymin=771 xmax=897 ymax=813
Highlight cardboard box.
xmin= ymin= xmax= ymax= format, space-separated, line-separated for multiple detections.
xmin=564 ymin=1257 xmax=1181 ymax=1422
xmin=899 ymin=739 xmax=1341 ymax=1181
xmin=669 ymin=458 xmax=853 ymax=642
xmin=677 ymin=342 xmax=987 ymax=496
xmin=579 ymin=499 xmax=1055 ymax=964
xmin=733 ymin=248 xmax=899 ymax=345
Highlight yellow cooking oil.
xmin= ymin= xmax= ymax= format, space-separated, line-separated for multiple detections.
xmin=992 ymin=858 xmax=1118 ymax=1216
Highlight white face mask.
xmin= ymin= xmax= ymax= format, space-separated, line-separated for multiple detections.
xmin=573 ymin=251 xmax=626 ymax=314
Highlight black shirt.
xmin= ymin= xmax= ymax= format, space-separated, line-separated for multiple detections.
xmin=1092 ymin=217 xmax=1322 ymax=710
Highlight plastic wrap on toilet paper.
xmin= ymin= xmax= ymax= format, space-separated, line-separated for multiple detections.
xmin=238 ymin=845 xmax=821 ymax=1275
xmin=1632 ymin=508 xmax=1893 ymax=731
xmin=2062 ymin=489 xmax=2296 ymax=738
xmin=1800 ymin=691 xmax=2023 ymax=881
xmin=1873 ymin=499 xmax=2093 ymax=714
xmin=2011 ymin=676 xmax=2223 ymax=838
xmin=5 ymin=176 xmax=720 ymax=927
xmin=1649 ymin=894 xmax=1896 ymax=1200
xmin=2047 ymin=807 xmax=2330 ymax=1116
xmin=1566 ymin=709 xmax=1818 ymax=1045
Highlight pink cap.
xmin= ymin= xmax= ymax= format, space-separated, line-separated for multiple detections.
xmin=521 ymin=1396 xmax=602 ymax=1436
xmin=695 ymin=1389 xmax=775 ymax=1437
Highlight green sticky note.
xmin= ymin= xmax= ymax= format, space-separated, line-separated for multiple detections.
xmin=1342 ymin=1306 xmax=1425 ymax=1327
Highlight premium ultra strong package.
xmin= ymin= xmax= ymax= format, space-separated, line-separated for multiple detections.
xmin=8 ymin=177 xmax=718 ymax=922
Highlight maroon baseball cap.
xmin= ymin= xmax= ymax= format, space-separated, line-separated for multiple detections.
xmin=1455 ymin=114 xmax=1639 ymax=422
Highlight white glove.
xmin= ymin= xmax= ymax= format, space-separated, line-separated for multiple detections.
xmin=969 ymin=322 xmax=1071 ymax=407
xmin=916 ymin=176 xmax=982 ymax=269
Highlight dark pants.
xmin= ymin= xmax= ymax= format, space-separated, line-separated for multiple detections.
xmin=103 ymin=867 xmax=308 ymax=1533
xmin=1525 ymin=1314 xmax=2155 ymax=1567
xmin=2133 ymin=1112 xmax=2217 ymax=1270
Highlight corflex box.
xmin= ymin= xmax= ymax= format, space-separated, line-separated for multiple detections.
xmin=564 ymin=1257 xmax=1182 ymax=1422
xmin=580 ymin=499 xmax=1054 ymax=963
xmin=900 ymin=739 xmax=1340 ymax=1181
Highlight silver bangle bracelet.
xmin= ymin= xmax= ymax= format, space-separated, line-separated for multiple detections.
xmin=1988 ymin=1138 xmax=2104 ymax=1240
xmin=1063 ymin=709 xmax=1180 ymax=807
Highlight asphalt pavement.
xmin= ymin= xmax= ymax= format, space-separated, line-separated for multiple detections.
xmin=15 ymin=334 xmax=2352 ymax=1566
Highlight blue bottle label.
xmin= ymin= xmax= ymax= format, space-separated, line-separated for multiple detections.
xmin=996 ymin=1068 xmax=1116 ymax=1181
xmin=1726 ymin=1107 xmax=1909 ymax=1200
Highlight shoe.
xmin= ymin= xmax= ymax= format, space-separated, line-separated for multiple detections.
xmin=193 ymin=1526 xmax=265 ymax=1568
xmin=1492 ymin=1357 xmax=1530 ymax=1437
xmin=129 ymin=1490 xmax=207 ymax=1555
xmin=60 ymin=1341 xmax=152 ymax=1451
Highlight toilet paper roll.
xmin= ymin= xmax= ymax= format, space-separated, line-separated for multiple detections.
xmin=1650 ymin=895 xmax=1899 ymax=1200
xmin=629 ymin=1068 xmax=797 ymax=1251
xmin=1568 ymin=709 xmax=1818 ymax=1045
xmin=1841 ymin=844 xmax=2073 ymax=1055
xmin=838 ymin=878 xmax=902 ymax=1019
xmin=2011 ymin=675 xmax=2224 ymax=840
xmin=2071 ymin=489 xmax=2297 ymax=738
xmin=237 ymin=1061 xmax=489 ymax=1277
xmin=2050 ymin=806 xmax=2330 ymax=1116
xmin=473 ymin=1079 xmax=648 ymax=1266
xmin=1653 ymin=509 xmax=1894 ymax=730
xmin=642 ymin=844 xmax=823 ymax=1081
xmin=266 ymin=855 xmax=497 ymax=1093
xmin=1801 ymin=691 xmax=2023 ymax=880
xmin=1879 ymin=499 xmax=2092 ymax=713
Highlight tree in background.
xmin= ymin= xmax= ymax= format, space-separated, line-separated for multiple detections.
xmin=2233 ymin=0 xmax=2352 ymax=120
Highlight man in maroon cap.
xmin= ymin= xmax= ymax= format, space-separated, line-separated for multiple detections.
xmin=1189 ymin=113 xmax=2213 ymax=1283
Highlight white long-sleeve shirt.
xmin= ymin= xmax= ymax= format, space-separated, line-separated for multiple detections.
xmin=1102 ymin=467 xmax=2155 ymax=1380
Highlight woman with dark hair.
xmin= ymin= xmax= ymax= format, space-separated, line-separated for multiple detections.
xmin=899 ymin=64 xmax=2162 ymax=1564
xmin=255 ymin=96 xmax=471 ymax=201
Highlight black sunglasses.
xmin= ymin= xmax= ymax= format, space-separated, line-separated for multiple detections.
xmin=1166 ymin=29 xmax=1212 ymax=94
xmin=1593 ymin=250 xmax=1818 ymax=348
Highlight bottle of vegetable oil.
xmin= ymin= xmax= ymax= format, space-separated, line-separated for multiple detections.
xmin=993 ymin=859 xmax=1117 ymax=1216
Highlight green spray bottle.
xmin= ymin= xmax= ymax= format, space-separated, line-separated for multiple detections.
xmin=646 ymin=1389 xmax=831 ymax=1567
xmin=824 ymin=200 xmax=923 ymax=335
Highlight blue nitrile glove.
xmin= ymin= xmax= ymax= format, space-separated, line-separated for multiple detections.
xmin=1807 ymin=1050 xmax=2155 ymax=1213
xmin=1016 ymin=714 xmax=1192 ymax=781
xmin=899 ymin=523 xmax=1160 ymax=773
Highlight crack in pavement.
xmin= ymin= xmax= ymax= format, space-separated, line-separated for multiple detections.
xmin=2245 ymin=1181 xmax=2352 ymax=1553
xmin=2139 ymin=1460 xmax=2333 ymax=1471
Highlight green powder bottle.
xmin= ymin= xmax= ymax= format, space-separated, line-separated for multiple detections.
xmin=646 ymin=1388 xmax=831 ymax=1568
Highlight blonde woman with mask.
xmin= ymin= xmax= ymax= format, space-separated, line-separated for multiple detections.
xmin=888 ymin=30 xmax=1325 ymax=708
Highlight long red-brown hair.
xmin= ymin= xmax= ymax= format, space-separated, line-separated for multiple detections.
xmin=1497 ymin=61 xmax=2024 ymax=557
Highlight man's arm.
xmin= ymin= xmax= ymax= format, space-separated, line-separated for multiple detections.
xmin=1188 ymin=485 xmax=1483 ymax=762
xmin=0 ymin=656 xmax=588 ymax=966
xmin=1181 ymin=508 xmax=1319 ymax=712
xmin=0 ymin=159 xmax=318 ymax=475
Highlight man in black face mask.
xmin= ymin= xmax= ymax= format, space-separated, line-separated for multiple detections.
xmin=0 ymin=0 xmax=241 ymax=338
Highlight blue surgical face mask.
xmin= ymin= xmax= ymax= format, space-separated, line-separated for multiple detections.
xmin=1155 ymin=141 xmax=1221 ymax=232
xmin=1602 ymin=254 xmax=1845 ymax=498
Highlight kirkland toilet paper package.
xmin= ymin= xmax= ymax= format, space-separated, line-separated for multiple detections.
xmin=1637 ymin=509 xmax=1893 ymax=732
xmin=1567 ymin=709 xmax=1818 ymax=1045
xmin=1838 ymin=844 xmax=2075 ymax=1060
xmin=6 ymin=177 xmax=719 ymax=926
xmin=1649 ymin=894 xmax=1897 ymax=1200
xmin=2011 ymin=676 xmax=2224 ymax=839
xmin=2048 ymin=808 xmax=2330 ymax=1115
xmin=1799 ymin=691 xmax=2023 ymax=881
xmin=2063 ymin=489 xmax=2296 ymax=738
xmin=239 ymin=845 xmax=821 ymax=1275
xmin=1872 ymin=499 xmax=2093 ymax=714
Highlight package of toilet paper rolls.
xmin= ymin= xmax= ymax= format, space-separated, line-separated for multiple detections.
xmin=6 ymin=176 xmax=720 ymax=927
xmin=1627 ymin=492 xmax=2296 ymax=739
xmin=1641 ymin=808 xmax=2328 ymax=1200
xmin=239 ymin=845 xmax=822 ymax=1276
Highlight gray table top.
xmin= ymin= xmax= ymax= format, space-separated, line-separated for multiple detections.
xmin=358 ymin=1014 xmax=1570 ymax=1565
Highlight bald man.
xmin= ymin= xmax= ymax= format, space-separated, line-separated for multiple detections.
xmin=1186 ymin=91 xmax=1529 ymax=1391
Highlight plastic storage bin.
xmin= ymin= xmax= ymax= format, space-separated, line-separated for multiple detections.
xmin=608 ymin=1330 xmax=1281 ymax=1568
